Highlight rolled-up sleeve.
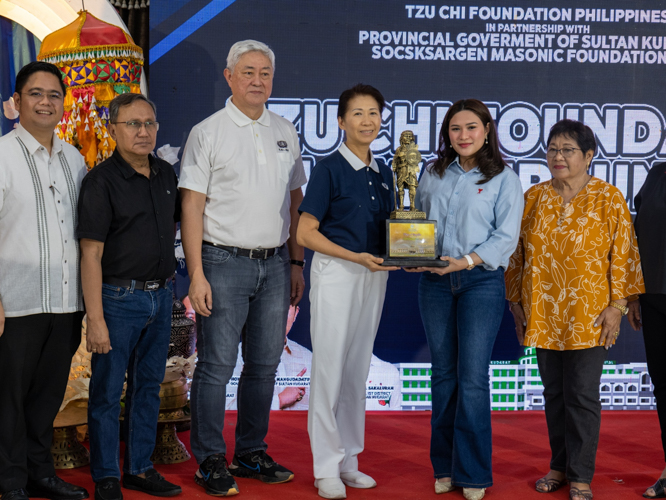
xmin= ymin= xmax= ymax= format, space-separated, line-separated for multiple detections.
xmin=473 ymin=172 xmax=524 ymax=270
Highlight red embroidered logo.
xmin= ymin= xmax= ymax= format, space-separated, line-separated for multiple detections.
xmin=478 ymin=189 xmax=483 ymax=194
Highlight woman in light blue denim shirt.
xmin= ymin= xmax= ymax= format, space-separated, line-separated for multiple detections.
xmin=407 ymin=99 xmax=524 ymax=500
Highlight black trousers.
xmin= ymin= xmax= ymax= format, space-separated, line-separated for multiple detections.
xmin=641 ymin=293 xmax=666 ymax=464
xmin=0 ymin=312 xmax=83 ymax=493
xmin=536 ymin=346 xmax=608 ymax=484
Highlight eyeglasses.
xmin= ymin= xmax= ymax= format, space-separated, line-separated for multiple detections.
xmin=546 ymin=147 xmax=582 ymax=158
xmin=112 ymin=121 xmax=160 ymax=132
xmin=21 ymin=91 xmax=63 ymax=101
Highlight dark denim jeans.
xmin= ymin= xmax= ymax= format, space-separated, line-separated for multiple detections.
xmin=418 ymin=267 xmax=506 ymax=488
xmin=536 ymin=346 xmax=608 ymax=484
xmin=190 ymin=244 xmax=290 ymax=463
xmin=88 ymin=281 xmax=172 ymax=482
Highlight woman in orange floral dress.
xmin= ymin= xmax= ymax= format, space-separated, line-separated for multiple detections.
xmin=506 ymin=119 xmax=645 ymax=500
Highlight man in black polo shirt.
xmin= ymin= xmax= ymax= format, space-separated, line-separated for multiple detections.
xmin=78 ymin=93 xmax=181 ymax=500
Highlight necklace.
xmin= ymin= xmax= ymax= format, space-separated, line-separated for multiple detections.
xmin=554 ymin=175 xmax=591 ymax=227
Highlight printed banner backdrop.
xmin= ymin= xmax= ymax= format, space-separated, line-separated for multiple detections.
xmin=0 ymin=17 xmax=40 ymax=136
xmin=151 ymin=0 xmax=666 ymax=411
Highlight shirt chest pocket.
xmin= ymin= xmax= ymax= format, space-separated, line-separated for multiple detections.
xmin=276 ymin=151 xmax=294 ymax=185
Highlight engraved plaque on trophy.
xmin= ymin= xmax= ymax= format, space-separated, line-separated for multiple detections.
xmin=381 ymin=131 xmax=449 ymax=268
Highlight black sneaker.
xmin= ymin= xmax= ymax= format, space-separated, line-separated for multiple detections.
xmin=228 ymin=450 xmax=294 ymax=484
xmin=123 ymin=469 xmax=182 ymax=497
xmin=194 ymin=454 xmax=239 ymax=496
xmin=95 ymin=478 xmax=122 ymax=500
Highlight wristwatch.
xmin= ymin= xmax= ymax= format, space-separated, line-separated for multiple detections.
xmin=609 ymin=301 xmax=628 ymax=316
xmin=290 ymin=259 xmax=305 ymax=267
xmin=463 ymin=254 xmax=475 ymax=270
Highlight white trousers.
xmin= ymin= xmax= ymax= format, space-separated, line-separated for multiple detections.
xmin=307 ymin=252 xmax=389 ymax=479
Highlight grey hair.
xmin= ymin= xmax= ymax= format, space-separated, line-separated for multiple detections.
xmin=109 ymin=93 xmax=156 ymax=123
xmin=226 ymin=40 xmax=275 ymax=74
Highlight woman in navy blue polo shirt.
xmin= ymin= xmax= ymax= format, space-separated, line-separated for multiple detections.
xmin=408 ymin=99 xmax=524 ymax=500
xmin=296 ymin=84 xmax=398 ymax=500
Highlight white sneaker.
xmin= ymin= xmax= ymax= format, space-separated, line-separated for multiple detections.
xmin=314 ymin=478 xmax=346 ymax=499
xmin=340 ymin=471 xmax=377 ymax=489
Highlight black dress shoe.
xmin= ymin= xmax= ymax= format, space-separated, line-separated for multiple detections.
xmin=122 ymin=469 xmax=181 ymax=497
xmin=26 ymin=476 xmax=88 ymax=500
xmin=94 ymin=479 xmax=121 ymax=500
xmin=1 ymin=489 xmax=29 ymax=500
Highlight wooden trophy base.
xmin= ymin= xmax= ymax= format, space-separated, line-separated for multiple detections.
xmin=381 ymin=257 xmax=450 ymax=267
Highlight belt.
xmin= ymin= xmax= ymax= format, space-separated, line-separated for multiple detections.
xmin=104 ymin=277 xmax=170 ymax=291
xmin=203 ymin=241 xmax=283 ymax=260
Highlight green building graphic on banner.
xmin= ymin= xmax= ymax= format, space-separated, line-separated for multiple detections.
xmin=398 ymin=347 xmax=655 ymax=412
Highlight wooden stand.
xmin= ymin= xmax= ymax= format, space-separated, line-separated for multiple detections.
xmin=152 ymin=409 xmax=191 ymax=465
xmin=151 ymin=374 xmax=191 ymax=464
xmin=52 ymin=401 xmax=89 ymax=469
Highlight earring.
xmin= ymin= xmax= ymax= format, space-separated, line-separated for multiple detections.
xmin=485 ymin=136 xmax=488 ymax=144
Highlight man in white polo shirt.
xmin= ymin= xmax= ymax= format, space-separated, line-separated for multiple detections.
xmin=179 ymin=40 xmax=307 ymax=497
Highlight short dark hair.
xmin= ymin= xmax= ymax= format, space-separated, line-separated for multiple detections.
xmin=429 ymin=98 xmax=506 ymax=184
xmin=109 ymin=93 xmax=157 ymax=123
xmin=337 ymin=84 xmax=385 ymax=118
xmin=15 ymin=61 xmax=66 ymax=95
xmin=547 ymin=119 xmax=597 ymax=155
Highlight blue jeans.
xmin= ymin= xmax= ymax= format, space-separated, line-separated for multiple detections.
xmin=190 ymin=244 xmax=290 ymax=463
xmin=418 ymin=267 xmax=506 ymax=488
xmin=88 ymin=281 xmax=173 ymax=482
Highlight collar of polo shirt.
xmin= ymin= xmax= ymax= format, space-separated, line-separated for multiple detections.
xmin=112 ymin=149 xmax=160 ymax=179
xmin=226 ymin=97 xmax=271 ymax=127
xmin=339 ymin=143 xmax=379 ymax=173
xmin=452 ymin=156 xmax=480 ymax=173
xmin=16 ymin=122 xmax=63 ymax=155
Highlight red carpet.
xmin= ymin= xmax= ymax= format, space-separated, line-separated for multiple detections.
xmin=58 ymin=411 xmax=662 ymax=499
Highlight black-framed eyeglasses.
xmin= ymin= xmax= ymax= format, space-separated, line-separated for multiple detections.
xmin=546 ymin=147 xmax=582 ymax=158
xmin=112 ymin=120 xmax=160 ymax=132
xmin=21 ymin=91 xmax=63 ymax=101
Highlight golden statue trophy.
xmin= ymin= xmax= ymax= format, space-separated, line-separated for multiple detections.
xmin=381 ymin=131 xmax=449 ymax=267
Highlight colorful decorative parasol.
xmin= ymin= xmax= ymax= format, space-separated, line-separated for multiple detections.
xmin=37 ymin=11 xmax=143 ymax=168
